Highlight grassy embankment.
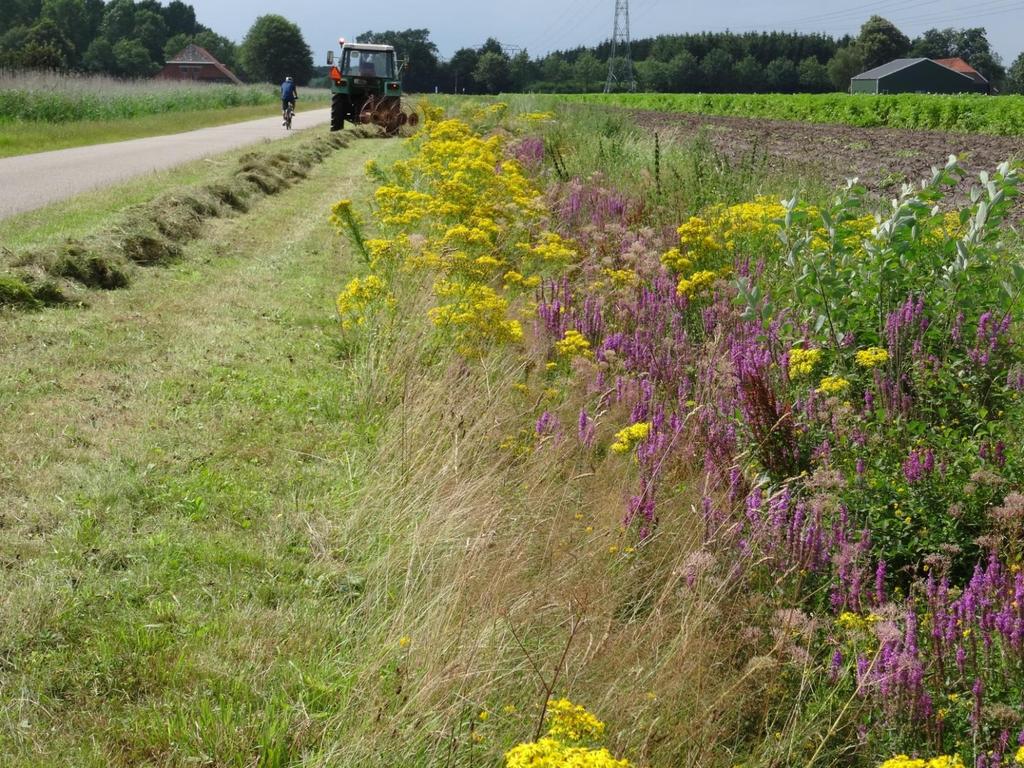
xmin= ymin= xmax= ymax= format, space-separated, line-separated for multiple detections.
xmin=5 ymin=95 xmax=1023 ymax=768
xmin=570 ymin=91 xmax=1024 ymax=135
xmin=0 ymin=103 xmax=819 ymax=766
xmin=0 ymin=70 xmax=330 ymax=157
xmin=0 ymin=133 xmax=407 ymax=766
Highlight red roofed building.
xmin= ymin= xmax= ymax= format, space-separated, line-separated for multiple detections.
xmin=934 ymin=57 xmax=990 ymax=93
xmin=157 ymin=43 xmax=243 ymax=85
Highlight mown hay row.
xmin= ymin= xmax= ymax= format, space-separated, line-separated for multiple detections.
xmin=0 ymin=131 xmax=354 ymax=311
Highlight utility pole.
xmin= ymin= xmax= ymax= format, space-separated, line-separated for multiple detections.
xmin=604 ymin=0 xmax=636 ymax=93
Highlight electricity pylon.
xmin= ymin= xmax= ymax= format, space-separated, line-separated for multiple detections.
xmin=604 ymin=0 xmax=636 ymax=93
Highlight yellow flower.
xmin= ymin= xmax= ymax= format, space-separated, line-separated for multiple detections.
xmin=546 ymin=699 xmax=606 ymax=742
xmin=878 ymin=756 xmax=964 ymax=768
xmin=603 ymin=268 xmax=640 ymax=287
xmin=336 ymin=274 xmax=391 ymax=330
xmin=610 ymin=422 xmax=651 ymax=454
xmin=1014 ymin=745 xmax=1024 ymax=765
xmin=479 ymin=710 xmax=489 ymax=721
xmin=788 ymin=347 xmax=822 ymax=378
xmin=855 ymin=346 xmax=890 ymax=368
xmin=817 ymin=376 xmax=850 ymax=395
xmin=676 ymin=269 xmax=718 ymax=298
xmin=554 ymin=329 xmax=593 ymax=359
xmin=398 ymin=636 xmax=411 ymax=648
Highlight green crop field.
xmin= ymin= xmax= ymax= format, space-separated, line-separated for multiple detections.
xmin=569 ymin=91 xmax=1024 ymax=135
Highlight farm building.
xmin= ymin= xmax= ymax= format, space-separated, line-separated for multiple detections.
xmin=933 ymin=57 xmax=991 ymax=93
xmin=850 ymin=58 xmax=988 ymax=94
xmin=156 ymin=44 xmax=242 ymax=86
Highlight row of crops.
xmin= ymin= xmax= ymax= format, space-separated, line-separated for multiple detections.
xmin=571 ymin=92 xmax=1024 ymax=135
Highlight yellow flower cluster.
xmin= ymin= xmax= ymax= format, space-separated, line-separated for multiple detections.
xmin=610 ymin=422 xmax=651 ymax=454
xmin=878 ymin=755 xmax=964 ymax=768
xmin=505 ymin=700 xmax=630 ymax=768
xmin=334 ymin=110 xmax=566 ymax=358
xmin=817 ymin=376 xmax=851 ymax=396
xmin=547 ymin=699 xmax=607 ymax=741
xmin=429 ymin=281 xmax=524 ymax=356
xmin=524 ymin=232 xmax=579 ymax=266
xmin=554 ymin=329 xmax=593 ymax=359
xmin=520 ymin=111 xmax=556 ymax=123
xmin=1016 ymin=745 xmax=1024 ymax=765
xmin=660 ymin=247 xmax=692 ymax=273
xmin=788 ymin=347 xmax=822 ymax=378
xmin=505 ymin=739 xmax=630 ymax=768
xmin=675 ymin=197 xmax=786 ymax=260
xmin=602 ymin=268 xmax=640 ymax=287
xmin=855 ymin=347 xmax=890 ymax=368
xmin=836 ymin=611 xmax=882 ymax=631
xmin=676 ymin=269 xmax=720 ymax=299
xmin=336 ymin=274 xmax=391 ymax=330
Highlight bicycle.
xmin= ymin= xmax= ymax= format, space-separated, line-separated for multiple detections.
xmin=283 ymin=100 xmax=296 ymax=130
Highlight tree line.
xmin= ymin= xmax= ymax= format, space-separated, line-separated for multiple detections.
xmin=3 ymin=2 xmax=1023 ymax=95
xmin=0 ymin=0 xmax=314 ymax=84
xmin=351 ymin=18 xmax=1024 ymax=95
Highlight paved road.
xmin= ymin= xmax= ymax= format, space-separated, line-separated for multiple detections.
xmin=0 ymin=108 xmax=332 ymax=221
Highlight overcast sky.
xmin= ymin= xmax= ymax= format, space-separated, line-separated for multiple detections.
xmin=191 ymin=0 xmax=1024 ymax=64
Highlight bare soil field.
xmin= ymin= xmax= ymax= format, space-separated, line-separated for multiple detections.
xmin=629 ymin=108 xmax=1024 ymax=197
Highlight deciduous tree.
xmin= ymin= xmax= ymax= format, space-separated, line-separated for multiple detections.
xmin=239 ymin=14 xmax=313 ymax=84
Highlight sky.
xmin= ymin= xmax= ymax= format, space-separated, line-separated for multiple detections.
xmin=191 ymin=0 xmax=1024 ymax=65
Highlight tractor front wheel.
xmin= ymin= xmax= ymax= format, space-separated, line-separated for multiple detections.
xmin=330 ymin=93 xmax=346 ymax=132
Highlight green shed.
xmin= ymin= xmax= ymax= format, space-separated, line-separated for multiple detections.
xmin=850 ymin=58 xmax=988 ymax=94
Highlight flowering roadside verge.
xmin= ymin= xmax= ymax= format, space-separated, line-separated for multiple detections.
xmin=331 ymin=103 xmax=1024 ymax=765
xmin=525 ymin=148 xmax=1024 ymax=763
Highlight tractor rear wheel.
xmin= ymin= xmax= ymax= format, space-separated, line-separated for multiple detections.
xmin=330 ymin=93 xmax=345 ymax=132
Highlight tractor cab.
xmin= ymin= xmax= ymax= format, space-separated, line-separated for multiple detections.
xmin=340 ymin=46 xmax=396 ymax=80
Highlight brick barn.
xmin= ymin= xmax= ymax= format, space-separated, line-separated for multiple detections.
xmin=156 ymin=43 xmax=243 ymax=85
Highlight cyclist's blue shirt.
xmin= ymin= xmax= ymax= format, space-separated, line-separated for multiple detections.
xmin=281 ymin=81 xmax=297 ymax=100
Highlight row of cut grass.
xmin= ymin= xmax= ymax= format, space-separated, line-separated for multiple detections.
xmin=0 ymin=139 xmax=404 ymax=766
xmin=567 ymin=92 xmax=1024 ymax=135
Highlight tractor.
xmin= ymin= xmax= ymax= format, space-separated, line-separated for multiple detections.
xmin=327 ymin=40 xmax=419 ymax=135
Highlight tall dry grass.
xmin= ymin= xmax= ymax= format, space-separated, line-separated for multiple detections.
xmin=303 ymin=277 xmax=831 ymax=767
xmin=0 ymin=69 xmax=329 ymax=123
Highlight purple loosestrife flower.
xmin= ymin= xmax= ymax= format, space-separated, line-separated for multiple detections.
xmin=577 ymin=409 xmax=596 ymax=448
xmin=971 ymin=677 xmax=984 ymax=733
xmin=536 ymin=411 xmax=562 ymax=438
xmin=830 ymin=649 xmax=843 ymax=682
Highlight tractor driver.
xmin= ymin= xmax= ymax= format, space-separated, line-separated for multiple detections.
xmin=280 ymin=76 xmax=298 ymax=125
xmin=359 ymin=53 xmax=377 ymax=76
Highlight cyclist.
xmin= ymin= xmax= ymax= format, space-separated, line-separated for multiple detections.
xmin=281 ymin=76 xmax=298 ymax=125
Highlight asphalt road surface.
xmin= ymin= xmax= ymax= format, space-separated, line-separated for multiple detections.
xmin=0 ymin=108 xmax=332 ymax=221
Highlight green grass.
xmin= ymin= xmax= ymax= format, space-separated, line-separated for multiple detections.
xmin=0 ymin=128 xmax=329 ymax=248
xmin=0 ymin=137 xmax=404 ymax=766
xmin=0 ymin=100 xmax=329 ymax=159
xmin=0 ymin=71 xmax=331 ymax=123
xmin=568 ymin=92 xmax=1024 ymax=135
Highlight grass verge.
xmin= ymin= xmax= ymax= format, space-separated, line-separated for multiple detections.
xmin=0 ymin=101 xmax=329 ymax=159
xmin=0 ymin=127 xmax=368 ymax=309
xmin=0 ymin=137 xmax=405 ymax=767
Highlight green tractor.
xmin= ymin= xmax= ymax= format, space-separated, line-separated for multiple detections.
xmin=327 ymin=40 xmax=419 ymax=135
